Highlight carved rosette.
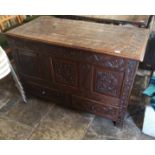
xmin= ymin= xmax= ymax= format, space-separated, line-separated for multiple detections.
xmin=94 ymin=67 xmax=124 ymax=97
xmin=95 ymin=70 xmax=119 ymax=96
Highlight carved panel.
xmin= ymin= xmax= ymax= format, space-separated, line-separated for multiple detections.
xmin=71 ymin=96 xmax=119 ymax=120
xmin=87 ymin=54 xmax=126 ymax=71
xmin=44 ymin=45 xmax=127 ymax=71
xmin=16 ymin=48 xmax=41 ymax=77
xmin=94 ymin=67 xmax=124 ymax=97
xmin=52 ymin=59 xmax=78 ymax=87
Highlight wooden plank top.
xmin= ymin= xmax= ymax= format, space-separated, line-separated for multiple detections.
xmin=78 ymin=15 xmax=150 ymax=26
xmin=6 ymin=16 xmax=150 ymax=61
xmin=56 ymin=15 xmax=151 ymax=28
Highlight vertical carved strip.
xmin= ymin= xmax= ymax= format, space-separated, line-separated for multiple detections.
xmin=117 ymin=60 xmax=138 ymax=127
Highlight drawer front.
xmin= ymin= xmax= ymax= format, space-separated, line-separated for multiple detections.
xmin=23 ymin=82 xmax=120 ymax=121
xmin=23 ymin=82 xmax=70 ymax=105
xmin=71 ymin=95 xmax=119 ymax=121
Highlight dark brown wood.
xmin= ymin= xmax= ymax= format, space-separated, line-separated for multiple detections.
xmin=140 ymin=17 xmax=155 ymax=71
xmin=5 ymin=16 xmax=149 ymax=127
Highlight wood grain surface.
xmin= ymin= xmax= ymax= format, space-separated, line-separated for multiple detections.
xmin=76 ymin=15 xmax=150 ymax=25
xmin=6 ymin=16 xmax=149 ymax=61
xmin=55 ymin=15 xmax=151 ymax=28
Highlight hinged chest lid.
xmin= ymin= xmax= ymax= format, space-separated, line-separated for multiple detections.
xmin=6 ymin=16 xmax=150 ymax=61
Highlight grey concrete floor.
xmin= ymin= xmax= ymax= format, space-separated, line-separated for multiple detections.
xmin=0 ymin=69 xmax=154 ymax=140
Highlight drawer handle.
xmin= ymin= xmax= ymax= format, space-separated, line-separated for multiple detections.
xmin=42 ymin=91 xmax=46 ymax=95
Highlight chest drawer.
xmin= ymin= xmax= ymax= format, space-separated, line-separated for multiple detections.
xmin=71 ymin=95 xmax=119 ymax=121
xmin=23 ymin=82 xmax=70 ymax=105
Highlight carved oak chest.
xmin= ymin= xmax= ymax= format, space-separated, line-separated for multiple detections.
xmin=5 ymin=16 xmax=149 ymax=127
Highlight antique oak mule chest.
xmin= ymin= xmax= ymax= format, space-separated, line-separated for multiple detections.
xmin=5 ymin=16 xmax=149 ymax=127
